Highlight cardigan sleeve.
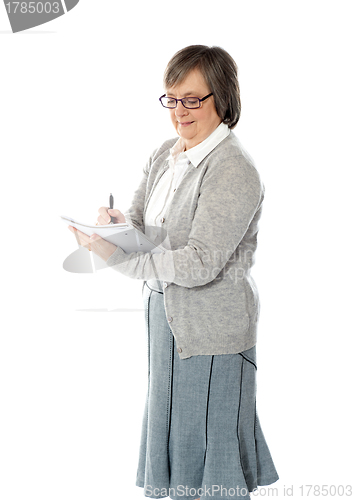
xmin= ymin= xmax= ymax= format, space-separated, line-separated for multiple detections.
xmin=106 ymin=152 xmax=264 ymax=288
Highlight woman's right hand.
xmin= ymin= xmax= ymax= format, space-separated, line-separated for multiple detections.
xmin=97 ymin=207 xmax=126 ymax=225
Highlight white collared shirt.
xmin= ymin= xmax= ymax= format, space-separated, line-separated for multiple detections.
xmin=145 ymin=122 xmax=230 ymax=233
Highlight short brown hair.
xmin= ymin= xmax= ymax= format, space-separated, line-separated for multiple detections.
xmin=163 ymin=45 xmax=241 ymax=129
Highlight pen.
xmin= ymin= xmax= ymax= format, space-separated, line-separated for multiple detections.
xmin=109 ymin=193 xmax=114 ymax=224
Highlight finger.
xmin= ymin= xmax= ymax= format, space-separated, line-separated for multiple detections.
xmin=68 ymin=226 xmax=81 ymax=246
xmin=108 ymin=209 xmax=125 ymax=223
xmin=97 ymin=214 xmax=111 ymax=225
xmin=75 ymin=228 xmax=91 ymax=248
xmin=107 ymin=209 xmax=121 ymax=217
xmin=77 ymin=230 xmax=91 ymax=246
xmin=90 ymin=233 xmax=101 ymax=242
xmin=98 ymin=206 xmax=109 ymax=216
xmin=98 ymin=207 xmax=111 ymax=224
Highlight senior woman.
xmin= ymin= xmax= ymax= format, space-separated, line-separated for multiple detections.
xmin=69 ymin=45 xmax=279 ymax=500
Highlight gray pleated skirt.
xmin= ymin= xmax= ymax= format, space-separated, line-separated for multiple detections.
xmin=136 ymin=283 xmax=279 ymax=500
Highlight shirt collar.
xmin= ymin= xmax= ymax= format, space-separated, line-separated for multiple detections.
xmin=168 ymin=122 xmax=230 ymax=168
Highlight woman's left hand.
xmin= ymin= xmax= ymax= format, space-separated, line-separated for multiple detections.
xmin=68 ymin=226 xmax=117 ymax=262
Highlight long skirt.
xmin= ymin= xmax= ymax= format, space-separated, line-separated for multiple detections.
xmin=136 ymin=283 xmax=279 ymax=500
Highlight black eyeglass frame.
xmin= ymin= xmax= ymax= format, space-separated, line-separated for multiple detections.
xmin=159 ymin=92 xmax=213 ymax=109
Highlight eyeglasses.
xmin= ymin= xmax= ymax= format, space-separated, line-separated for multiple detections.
xmin=159 ymin=93 xmax=213 ymax=109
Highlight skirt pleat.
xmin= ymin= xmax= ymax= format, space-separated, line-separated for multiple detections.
xmin=136 ymin=284 xmax=279 ymax=500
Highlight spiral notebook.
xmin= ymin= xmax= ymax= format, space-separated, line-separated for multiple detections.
xmin=60 ymin=215 xmax=165 ymax=254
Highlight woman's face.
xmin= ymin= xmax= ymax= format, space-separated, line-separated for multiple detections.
xmin=165 ymin=68 xmax=222 ymax=150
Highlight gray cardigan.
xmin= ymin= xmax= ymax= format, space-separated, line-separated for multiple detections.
xmin=106 ymin=132 xmax=265 ymax=359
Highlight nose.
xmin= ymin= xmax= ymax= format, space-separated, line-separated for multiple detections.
xmin=175 ymin=100 xmax=188 ymax=117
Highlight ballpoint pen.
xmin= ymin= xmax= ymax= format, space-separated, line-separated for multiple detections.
xmin=109 ymin=193 xmax=114 ymax=224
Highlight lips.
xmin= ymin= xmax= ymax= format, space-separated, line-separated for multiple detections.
xmin=178 ymin=121 xmax=194 ymax=127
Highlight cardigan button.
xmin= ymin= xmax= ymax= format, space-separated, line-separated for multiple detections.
xmin=160 ymin=217 xmax=165 ymax=223
xmin=177 ymin=347 xmax=182 ymax=353
xmin=163 ymin=282 xmax=168 ymax=288
xmin=167 ymin=316 xmax=173 ymax=323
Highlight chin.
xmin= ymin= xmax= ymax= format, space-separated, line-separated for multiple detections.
xmin=179 ymin=132 xmax=193 ymax=142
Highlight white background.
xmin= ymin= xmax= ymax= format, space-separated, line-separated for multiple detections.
xmin=1 ymin=1 xmax=353 ymax=499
